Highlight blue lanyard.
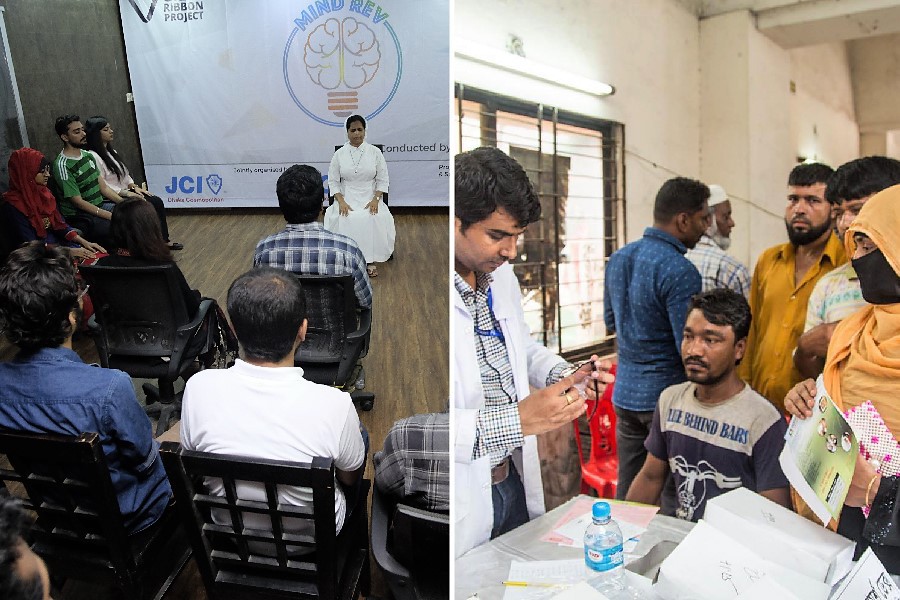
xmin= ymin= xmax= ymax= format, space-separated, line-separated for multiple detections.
xmin=474 ymin=288 xmax=505 ymax=343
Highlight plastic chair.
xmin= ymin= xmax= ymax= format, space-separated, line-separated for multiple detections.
xmin=573 ymin=363 xmax=618 ymax=498
xmin=371 ymin=485 xmax=449 ymax=600
xmin=0 ymin=430 xmax=190 ymax=599
xmin=80 ymin=263 xmax=215 ymax=435
xmin=293 ymin=274 xmax=375 ymax=411
xmin=160 ymin=442 xmax=370 ymax=600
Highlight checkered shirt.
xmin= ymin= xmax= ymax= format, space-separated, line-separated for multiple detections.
xmin=373 ymin=412 xmax=449 ymax=512
xmin=685 ymin=235 xmax=751 ymax=298
xmin=253 ymin=222 xmax=373 ymax=308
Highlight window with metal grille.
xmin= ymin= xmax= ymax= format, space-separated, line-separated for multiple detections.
xmin=455 ymin=84 xmax=625 ymax=359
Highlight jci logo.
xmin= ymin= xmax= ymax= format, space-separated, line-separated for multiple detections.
xmin=165 ymin=175 xmax=222 ymax=195
xmin=283 ymin=0 xmax=402 ymax=126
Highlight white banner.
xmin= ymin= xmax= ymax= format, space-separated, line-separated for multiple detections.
xmin=119 ymin=0 xmax=449 ymax=207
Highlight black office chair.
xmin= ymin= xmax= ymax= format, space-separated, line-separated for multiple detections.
xmin=80 ymin=264 xmax=215 ymax=435
xmin=293 ymin=274 xmax=375 ymax=411
xmin=0 ymin=430 xmax=190 ymax=599
xmin=371 ymin=485 xmax=449 ymax=600
xmin=160 ymin=442 xmax=371 ymax=600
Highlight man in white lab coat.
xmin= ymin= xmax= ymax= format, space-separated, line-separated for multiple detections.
xmin=453 ymin=147 xmax=613 ymax=556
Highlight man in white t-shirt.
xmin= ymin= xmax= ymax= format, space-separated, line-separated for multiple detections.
xmin=180 ymin=267 xmax=366 ymax=538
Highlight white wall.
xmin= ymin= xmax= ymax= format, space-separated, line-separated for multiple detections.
xmin=454 ymin=0 xmax=702 ymax=243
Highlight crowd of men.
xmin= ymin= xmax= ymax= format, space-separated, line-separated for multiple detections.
xmin=452 ymin=148 xmax=900 ymax=571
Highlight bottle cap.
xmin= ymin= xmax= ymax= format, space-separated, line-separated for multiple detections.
xmin=592 ymin=501 xmax=610 ymax=520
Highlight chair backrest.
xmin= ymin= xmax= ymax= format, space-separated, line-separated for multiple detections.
xmin=79 ymin=264 xmax=191 ymax=358
xmin=160 ymin=443 xmax=349 ymax=599
xmin=294 ymin=274 xmax=359 ymax=363
xmin=588 ymin=363 xmax=617 ymax=461
xmin=389 ymin=503 xmax=449 ymax=575
xmin=0 ymin=430 xmax=136 ymax=578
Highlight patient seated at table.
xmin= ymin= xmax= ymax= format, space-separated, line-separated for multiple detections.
xmin=625 ymin=289 xmax=791 ymax=521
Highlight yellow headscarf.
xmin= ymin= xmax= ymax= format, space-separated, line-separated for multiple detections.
xmin=824 ymin=183 xmax=900 ymax=439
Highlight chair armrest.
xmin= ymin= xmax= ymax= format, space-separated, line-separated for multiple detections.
xmin=86 ymin=315 xmax=110 ymax=368
xmin=371 ymin=486 xmax=410 ymax=579
xmin=346 ymin=307 xmax=372 ymax=342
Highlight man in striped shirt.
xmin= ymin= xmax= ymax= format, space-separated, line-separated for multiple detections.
xmin=254 ymin=165 xmax=372 ymax=309
xmin=51 ymin=115 xmax=141 ymax=245
xmin=685 ymin=184 xmax=750 ymax=298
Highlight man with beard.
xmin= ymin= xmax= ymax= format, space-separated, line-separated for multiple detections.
xmin=685 ymin=184 xmax=751 ymax=297
xmin=737 ymin=163 xmax=845 ymax=413
xmin=626 ymin=289 xmax=790 ymax=521
xmin=0 ymin=242 xmax=171 ymax=535
xmin=51 ymin=115 xmax=142 ymax=245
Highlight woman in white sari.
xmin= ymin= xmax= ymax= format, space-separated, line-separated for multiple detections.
xmin=324 ymin=115 xmax=395 ymax=277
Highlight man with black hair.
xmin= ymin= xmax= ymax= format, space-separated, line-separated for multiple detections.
xmin=0 ymin=495 xmax=50 ymax=600
xmin=180 ymin=267 xmax=366 ymax=541
xmin=254 ymin=164 xmax=372 ymax=308
xmin=738 ymin=163 xmax=845 ymax=412
xmin=453 ymin=147 xmax=611 ymax=555
xmin=626 ymin=289 xmax=790 ymax=521
xmin=604 ymin=176 xmax=709 ymax=502
xmin=0 ymin=242 xmax=171 ymax=535
xmin=795 ymin=156 xmax=900 ymax=378
xmin=50 ymin=115 xmax=142 ymax=245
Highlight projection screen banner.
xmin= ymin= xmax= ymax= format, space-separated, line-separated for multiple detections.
xmin=119 ymin=0 xmax=449 ymax=208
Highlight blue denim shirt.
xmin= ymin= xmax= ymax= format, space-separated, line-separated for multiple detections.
xmin=0 ymin=347 xmax=171 ymax=533
xmin=604 ymin=228 xmax=701 ymax=412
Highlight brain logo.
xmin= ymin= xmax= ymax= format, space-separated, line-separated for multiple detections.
xmin=284 ymin=13 xmax=402 ymax=126
xmin=305 ymin=17 xmax=381 ymax=91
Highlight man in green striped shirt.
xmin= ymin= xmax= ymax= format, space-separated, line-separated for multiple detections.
xmin=51 ymin=115 xmax=141 ymax=245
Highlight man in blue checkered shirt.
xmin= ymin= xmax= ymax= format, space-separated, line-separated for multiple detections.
xmin=253 ymin=165 xmax=372 ymax=308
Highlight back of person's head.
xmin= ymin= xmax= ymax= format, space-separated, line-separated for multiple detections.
xmin=54 ymin=114 xmax=79 ymax=137
xmin=787 ymin=162 xmax=834 ymax=188
xmin=276 ymin=165 xmax=324 ymax=224
xmin=689 ymin=288 xmax=752 ymax=342
xmin=825 ymin=156 xmax=900 ymax=204
xmin=345 ymin=114 xmax=366 ymax=130
xmin=0 ymin=242 xmax=78 ymax=353
xmin=110 ymin=199 xmax=173 ymax=262
xmin=455 ymin=147 xmax=541 ymax=231
xmin=653 ymin=177 xmax=709 ymax=223
xmin=227 ymin=267 xmax=307 ymax=362
xmin=0 ymin=496 xmax=47 ymax=600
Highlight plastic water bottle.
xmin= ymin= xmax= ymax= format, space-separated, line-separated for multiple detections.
xmin=584 ymin=501 xmax=624 ymax=592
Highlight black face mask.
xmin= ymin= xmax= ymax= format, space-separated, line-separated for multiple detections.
xmin=852 ymin=249 xmax=900 ymax=305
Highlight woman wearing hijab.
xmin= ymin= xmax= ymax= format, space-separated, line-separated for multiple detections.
xmin=785 ymin=183 xmax=900 ymax=574
xmin=2 ymin=148 xmax=105 ymax=261
xmin=324 ymin=114 xmax=395 ymax=277
xmin=83 ymin=116 xmax=182 ymax=250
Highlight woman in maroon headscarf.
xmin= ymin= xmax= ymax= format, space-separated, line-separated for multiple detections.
xmin=3 ymin=148 xmax=105 ymax=261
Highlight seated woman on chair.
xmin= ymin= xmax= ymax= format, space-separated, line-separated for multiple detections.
xmin=2 ymin=148 xmax=105 ymax=261
xmin=96 ymin=198 xmax=200 ymax=316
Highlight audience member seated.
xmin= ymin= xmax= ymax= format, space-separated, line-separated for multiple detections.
xmin=253 ymin=164 xmax=372 ymax=309
xmin=0 ymin=495 xmax=51 ymax=600
xmin=0 ymin=242 xmax=171 ymax=535
xmin=794 ymin=156 xmax=900 ymax=378
xmin=3 ymin=147 xmax=105 ymax=261
xmin=374 ymin=411 xmax=450 ymax=513
xmin=626 ymin=289 xmax=790 ymax=521
xmin=83 ymin=116 xmax=181 ymax=250
xmin=180 ymin=267 xmax=367 ymax=547
xmin=785 ymin=184 xmax=900 ymax=574
xmin=50 ymin=114 xmax=145 ymax=246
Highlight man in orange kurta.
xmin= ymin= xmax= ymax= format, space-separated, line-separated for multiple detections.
xmin=738 ymin=163 xmax=846 ymax=413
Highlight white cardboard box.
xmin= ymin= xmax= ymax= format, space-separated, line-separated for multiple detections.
xmin=703 ymin=487 xmax=855 ymax=584
xmin=655 ymin=520 xmax=831 ymax=600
